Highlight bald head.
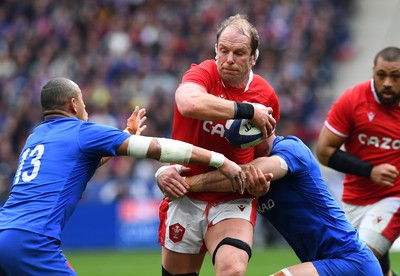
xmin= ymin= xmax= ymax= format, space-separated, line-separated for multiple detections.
xmin=41 ymin=77 xmax=80 ymax=115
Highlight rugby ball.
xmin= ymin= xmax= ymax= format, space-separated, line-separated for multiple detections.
xmin=225 ymin=118 xmax=262 ymax=149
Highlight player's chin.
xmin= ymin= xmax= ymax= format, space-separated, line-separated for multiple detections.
xmin=221 ymin=69 xmax=238 ymax=77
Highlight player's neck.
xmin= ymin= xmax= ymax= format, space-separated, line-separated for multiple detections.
xmin=43 ymin=110 xmax=71 ymax=119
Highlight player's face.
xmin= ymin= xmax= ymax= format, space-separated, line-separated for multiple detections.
xmin=215 ymin=26 xmax=256 ymax=88
xmin=373 ymin=57 xmax=400 ymax=105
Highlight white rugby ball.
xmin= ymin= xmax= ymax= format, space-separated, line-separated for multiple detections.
xmin=224 ymin=118 xmax=262 ymax=149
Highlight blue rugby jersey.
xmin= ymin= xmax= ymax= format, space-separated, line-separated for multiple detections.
xmin=0 ymin=117 xmax=130 ymax=241
xmin=258 ymin=136 xmax=367 ymax=261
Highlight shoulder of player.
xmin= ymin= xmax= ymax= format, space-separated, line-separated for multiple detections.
xmin=252 ymin=73 xmax=274 ymax=89
xmin=342 ymin=80 xmax=371 ymax=98
xmin=78 ymin=120 xmax=123 ymax=134
xmin=189 ymin=59 xmax=216 ymax=71
xmin=272 ymin=136 xmax=311 ymax=160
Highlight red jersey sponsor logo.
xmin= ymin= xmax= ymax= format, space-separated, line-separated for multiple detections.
xmin=202 ymin=120 xmax=225 ymax=138
xmin=358 ymin=134 xmax=400 ymax=150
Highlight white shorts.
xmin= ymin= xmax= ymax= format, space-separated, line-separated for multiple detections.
xmin=343 ymin=197 xmax=400 ymax=255
xmin=158 ymin=196 xmax=257 ymax=254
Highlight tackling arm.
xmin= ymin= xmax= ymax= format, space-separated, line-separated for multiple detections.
xmin=188 ymin=155 xmax=288 ymax=196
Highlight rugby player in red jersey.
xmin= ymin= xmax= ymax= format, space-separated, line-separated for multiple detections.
xmin=316 ymin=46 xmax=400 ymax=276
xmin=157 ymin=14 xmax=280 ymax=276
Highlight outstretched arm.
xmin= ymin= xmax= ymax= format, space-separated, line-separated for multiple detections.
xmin=189 ymin=156 xmax=287 ymax=195
xmin=156 ymin=155 xmax=289 ymax=201
xmin=118 ymin=135 xmax=246 ymax=191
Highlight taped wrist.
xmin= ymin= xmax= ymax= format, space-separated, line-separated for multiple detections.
xmin=127 ymin=135 xmax=152 ymax=158
xmin=155 ymin=164 xmax=183 ymax=179
xmin=327 ymin=149 xmax=373 ymax=178
xmin=234 ymin=102 xmax=254 ymax=119
xmin=209 ymin=151 xmax=224 ymax=168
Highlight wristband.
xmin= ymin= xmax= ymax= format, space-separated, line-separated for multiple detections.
xmin=234 ymin=102 xmax=254 ymax=119
xmin=327 ymin=149 xmax=373 ymax=178
xmin=155 ymin=164 xmax=183 ymax=179
xmin=209 ymin=151 xmax=225 ymax=168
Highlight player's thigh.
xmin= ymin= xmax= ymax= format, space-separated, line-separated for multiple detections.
xmin=205 ymin=198 xmax=256 ymax=254
xmin=313 ymin=248 xmax=382 ymax=276
xmin=159 ymin=196 xmax=209 ymax=254
xmin=344 ymin=197 xmax=400 ymax=253
xmin=0 ymin=229 xmax=76 ymax=276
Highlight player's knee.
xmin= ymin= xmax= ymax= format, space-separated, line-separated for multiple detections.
xmin=162 ymin=266 xmax=198 ymax=276
xmin=212 ymin=237 xmax=252 ymax=266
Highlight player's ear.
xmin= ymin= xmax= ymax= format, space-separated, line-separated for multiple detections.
xmin=252 ymin=49 xmax=259 ymax=66
xmin=214 ymin=44 xmax=218 ymax=59
xmin=70 ymin=98 xmax=78 ymax=114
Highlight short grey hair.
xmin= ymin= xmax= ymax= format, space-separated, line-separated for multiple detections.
xmin=216 ymin=14 xmax=260 ymax=57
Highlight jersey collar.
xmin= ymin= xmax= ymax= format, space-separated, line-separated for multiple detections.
xmin=370 ymin=79 xmax=381 ymax=104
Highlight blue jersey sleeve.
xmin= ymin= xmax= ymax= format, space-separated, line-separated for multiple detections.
xmin=271 ymin=136 xmax=311 ymax=175
xmin=78 ymin=122 xmax=131 ymax=157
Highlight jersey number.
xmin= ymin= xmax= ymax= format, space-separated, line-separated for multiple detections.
xmin=14 ymin=144 xmax=44 ymax=183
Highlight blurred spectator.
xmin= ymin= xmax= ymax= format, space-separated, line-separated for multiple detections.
xmin=0 ymin=0 xmax=354 ymax=204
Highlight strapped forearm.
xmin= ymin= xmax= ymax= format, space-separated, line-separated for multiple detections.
xmin=234 ymin=102 xmax=254 ymax=119
xmin=327 ymin=149 xmax=373 ymax=178
xmin=127 ymin=135 xmax=225 ymax=168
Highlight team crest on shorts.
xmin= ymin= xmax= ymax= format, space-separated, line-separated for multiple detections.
xmin=169 ymin=223 xmax=185 ymax=243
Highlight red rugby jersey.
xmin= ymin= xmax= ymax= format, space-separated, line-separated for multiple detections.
xmin=325 ymin=79 xmax=400 ymax=205
xmin=172 ymin=59 xmax=280 ymax=202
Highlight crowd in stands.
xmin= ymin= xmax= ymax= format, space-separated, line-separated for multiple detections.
xmin=0 ymin=0 xmax=354 ymax=203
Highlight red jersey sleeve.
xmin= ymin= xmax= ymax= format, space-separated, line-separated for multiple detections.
xmin=325 ymin=88 xmax=354 ymax=138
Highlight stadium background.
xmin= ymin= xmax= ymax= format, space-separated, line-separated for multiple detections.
xmin=0 ymin=0 xmax=399 ymax=274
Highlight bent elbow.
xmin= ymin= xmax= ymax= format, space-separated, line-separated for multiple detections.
xmin=176 ymin=100 xmax=199 ymax=118
xmin=315 ymin=146 xmax=329 ymax=166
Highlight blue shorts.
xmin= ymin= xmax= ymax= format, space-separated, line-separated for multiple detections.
xmin=313 ymin=245 xmax=382 ymax=276
xmin=0 ymin=229 xmax=76 ymax=276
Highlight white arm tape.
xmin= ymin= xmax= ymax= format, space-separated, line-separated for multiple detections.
xmin=209 ymin=151 xmax=225 ymax=168
xmin=154 ymin=164 xmax=183 ymax=179
xmin=127 ymin=135 xmax=152 ymax=158
xmin=156 ymin=138 xmax=193 ymax=164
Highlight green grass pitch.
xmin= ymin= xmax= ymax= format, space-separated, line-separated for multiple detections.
xmin=65 ymin=248 xmax=400 ymax=275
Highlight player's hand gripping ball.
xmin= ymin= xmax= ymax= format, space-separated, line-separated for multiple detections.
xmin=225 ymin=103 xmax=263 ymax=149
